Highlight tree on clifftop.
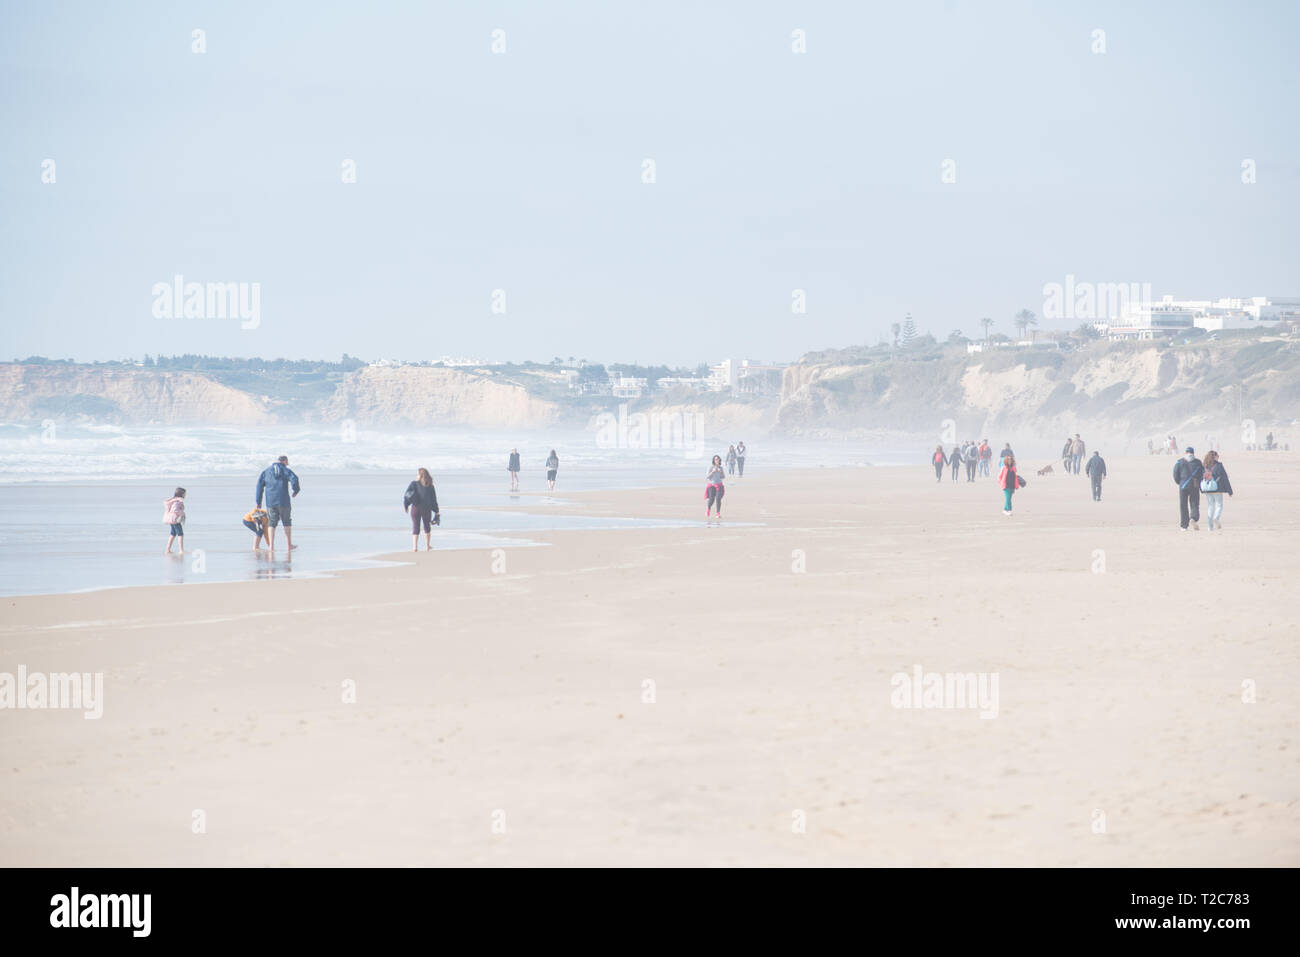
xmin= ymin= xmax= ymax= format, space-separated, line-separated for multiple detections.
xmin=980 ymin=317 xmax=994 ymax=342
xmin=1014 ymin=309 xmax=1038 ymax=341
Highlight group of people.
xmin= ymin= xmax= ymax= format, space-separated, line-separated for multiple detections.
xmin=1172 ymin=447 xmax=1234 ymax=530
xmin=1060 ymin=434 xmax=1087 ymax=474
xmin=507 ymin=448 xmax=561 ymax=492
xmin=163 ymin=455 xmax=303 ymax=555
xmin=705 ymin=443 xmax=757 ymax=521
xmin=932 ymin=440 xmax=1003 ymax=483
xmin=925 ymin=434 xmax=1239 ymax=527
xmin=724 ymin=442 xmax=747 ymax=477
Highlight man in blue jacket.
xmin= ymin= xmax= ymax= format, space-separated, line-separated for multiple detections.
xmin=256 ymin=455 xmax=301 ymax=551
xmin=1084 ymin=450 xmax=1107 ymax=501
xmin=1172 ymin=446 xmax=1200 ymax=530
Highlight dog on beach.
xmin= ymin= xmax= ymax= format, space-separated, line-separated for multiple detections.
xmin=1037 ymin=464 xmax=1055 ymax=476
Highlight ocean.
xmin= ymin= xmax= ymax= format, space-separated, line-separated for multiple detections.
xmin=0 ymin=424 xmax=908 ymax=597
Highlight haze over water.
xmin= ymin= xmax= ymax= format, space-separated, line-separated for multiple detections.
xmin=0 ymin=425 xmax=917 ymax=596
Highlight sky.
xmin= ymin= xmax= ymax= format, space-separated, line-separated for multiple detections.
xmin=1 ymin=0 xmax=1297 ymax=366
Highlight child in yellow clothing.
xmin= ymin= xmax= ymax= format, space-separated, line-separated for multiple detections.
xmin=242 ymin=507 xmax=269 ymax=549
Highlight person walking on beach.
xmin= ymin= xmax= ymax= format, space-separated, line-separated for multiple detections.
xmin=1201 ymin=450 xmax=1234 ymax=531
xmin=997 ymin=454 xmax=1021 ymax=516
xmin=978 ymin=439 xmax=992 ymax=477
xmin=507 ymin=448 xmax=521 ymax=491
xmin=404 ymin=467 xmax=440 ymax=551
xmin=163 ymin=487 xmax=186 ymax=554
xmin=1085 ymin=450 xmax=1107 ymax=501
xmin=726 ymin=445 xmax=738 ymax=476
xmin=545 ymin=449 xmax=559 ymax=491
xmin=950 ymin=444 xmax=962 ymax=481
xmin=1173 ymin=446 xmax=1202 ymax=530
xmin=242 ymin=506 xmax=269 ymax=548
xmin=964 ymin=441 xmax=979 ymax=482
xmin=706 ymin=454 xmax=726 ymax=522
xmin=256 ymin=455 xmax=301 ymax=551
xmin=932 ymin=445 xmax=947 ymax=482
xmin=1070 ymin=434 xmax=1086 ymax=476
xmin=736 ymin=441 xmax=747 ymax=477
xmin=1000 ymin=443 xmax=1014 ymax=468
xmin=1061 ymin=436 xmax=1074 ymax=473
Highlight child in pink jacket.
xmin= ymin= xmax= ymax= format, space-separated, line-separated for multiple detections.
xmin=163 ymin=487 xmax=187 ymax=554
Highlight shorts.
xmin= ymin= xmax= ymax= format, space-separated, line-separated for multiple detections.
xmin=168 ymin=523 xmax=184 ymax=536
xmin=410 ymin=505 xmax=432 ymax=534
xmin=267 ymin=504 xmax=291 ymax=527
xmin=547 ymin=469 xmax=557 ymax=481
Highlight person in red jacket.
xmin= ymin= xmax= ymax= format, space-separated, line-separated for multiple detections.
xmin=998 ymin=454 xmax=1020 ymax=516
xmin=932 ymin=445 xmax=946 ymax=482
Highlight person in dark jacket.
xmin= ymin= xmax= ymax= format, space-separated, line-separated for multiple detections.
xmin=932 ymin=445 xmax=946 ymax=482
xmin=950 ymin=445 xmax=962 ymax=481
xmin=255 ymin=456 xmax=301 ymax=551
xmin=1084 ymin=450 xmax=1107 ymax=501
xmin=1201 ymin=451 xmax=1234 ymax=531
xmin=507 ymin=449 xmax=521 ymax=491
xmin=404 ymin=467 xmax=440 ymax=551
xmin=1172 ymin=446 xmax=1201 ymax=530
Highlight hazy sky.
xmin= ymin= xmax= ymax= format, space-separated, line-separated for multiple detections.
xmin=2 ymin=0 xmax=1296 ymax=366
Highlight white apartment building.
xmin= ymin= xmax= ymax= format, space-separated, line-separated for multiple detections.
xmin=656 ymin=376 xmax=708 ymax=391
xmin=707 ymin=359 xmax=736 ymax=392
xmin=1106 ymin=296 xmax=1299 ymax=339
xmin=610 ymin=375 xmax=648 ymax=398
xmin=707 ymin=358 xmax=787 ymax=394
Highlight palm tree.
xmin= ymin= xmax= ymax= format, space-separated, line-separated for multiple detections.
xmin=1014 ymin=309 xmax=1038 ymax=341
xmin=980 ymin=317 xmax=994 ymax=342
xmin=890 ymin=322 xmax=901 ymax=349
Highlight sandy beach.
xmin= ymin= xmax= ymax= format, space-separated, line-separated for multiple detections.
xmin=1 ymin=454 xmax=1296 ymax=867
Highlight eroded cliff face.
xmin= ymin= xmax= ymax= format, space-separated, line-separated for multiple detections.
xmin=0 ymin=365 xmax=273 ymax=425
xmin=320 ymin=366 xmax=565 ymax=429
xmin=775 ymin=340 xmax=1300 ymax=439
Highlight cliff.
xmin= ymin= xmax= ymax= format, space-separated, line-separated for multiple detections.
xmin=0 ymin=364 xmax=273 ymax=425
xmin=775 ymin=337 xmax=1300 ymax=440
xmin=319 ymin=365 xmax=566 ymax=430
xmin=5 ymin=336 xmax=1296 ymax=441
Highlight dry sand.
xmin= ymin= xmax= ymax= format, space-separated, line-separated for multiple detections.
xmin=1 ymin=454 xmax=1297 ymax=866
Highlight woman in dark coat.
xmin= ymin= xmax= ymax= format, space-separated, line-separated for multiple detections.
xmin=1201 ymin=451 xmax=1234 ymax=531
xmin=404 ymin=467 xmax=441 ymax=551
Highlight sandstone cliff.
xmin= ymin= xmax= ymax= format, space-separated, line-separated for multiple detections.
xmin=775 ymin=338 xmax=1300 ymax=440
xmin=0 ymin=364 xmax=273 ymax=425
xmin=319 ymin=366 xmax=565 ymax=429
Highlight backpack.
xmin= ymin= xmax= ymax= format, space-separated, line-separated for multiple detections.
xmin=1200 ymin=468 xmax=1218 ymax=493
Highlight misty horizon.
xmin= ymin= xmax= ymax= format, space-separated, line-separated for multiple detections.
xmin=4 ymin=2 xmax=1297 ymax=366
